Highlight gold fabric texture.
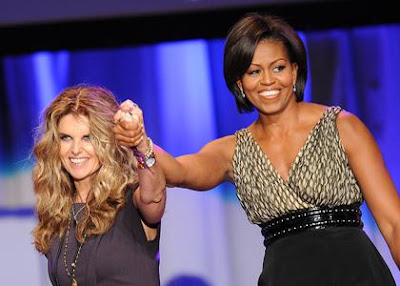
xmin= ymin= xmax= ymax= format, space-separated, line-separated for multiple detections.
xmin=233 ymin=106 xmax=363 ymax=224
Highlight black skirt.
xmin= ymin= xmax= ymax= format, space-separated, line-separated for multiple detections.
xmin=258 ymin=227 xmax=396 ymax=286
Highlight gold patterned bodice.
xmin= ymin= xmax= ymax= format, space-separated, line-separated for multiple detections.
xmin=232 ymin=106 xmax=364 ymax=224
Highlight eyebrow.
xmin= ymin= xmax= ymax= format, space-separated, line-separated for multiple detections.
xmin=250 ymin=58 xmax=287 ymax=66
xmin=58 ymin=132 xmax=91 ymax=137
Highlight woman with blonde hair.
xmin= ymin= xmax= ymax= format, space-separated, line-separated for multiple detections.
xmin=32 ymin=84 xmax=166 ymax=286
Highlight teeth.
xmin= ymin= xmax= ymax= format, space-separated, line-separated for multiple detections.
xmin=260 ymin=90 xmax=279 ymax=97
xmin=70 ymin=158 xmax=87 ymax=165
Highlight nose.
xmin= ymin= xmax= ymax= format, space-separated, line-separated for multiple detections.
xmin=260 ymin=71 xmax=274 ymax=85
xmin=71 ymin=140 xmax=82 ymax=154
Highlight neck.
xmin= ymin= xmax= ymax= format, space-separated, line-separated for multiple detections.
xmin=74 ymin=189 xmax=89 ymax=203
xmin=73 ymin=181 xmax=92 ymax=203
xmin=255 ymin=102 xmax=301 ymax=137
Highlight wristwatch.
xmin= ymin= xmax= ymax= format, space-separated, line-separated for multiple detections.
xmin=135 ymin=150 xmax=156 ymax=169
xmin=143 ymin=152 xmax=156 ymax=168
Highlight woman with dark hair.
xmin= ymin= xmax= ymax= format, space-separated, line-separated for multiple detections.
xmin=224 ymin=13 xmax=307 ymax=113
xmin=32 ymin=84 xmax=166 ymax=286
xmin=115 ymin=13 xmax=400 ymax=285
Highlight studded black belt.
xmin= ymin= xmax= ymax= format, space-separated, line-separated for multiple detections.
xmin=260 ymin=204 xmax=363 ymax=246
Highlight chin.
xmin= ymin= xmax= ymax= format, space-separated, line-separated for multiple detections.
xmin=260 ymin=104 xmax=284 ymax=114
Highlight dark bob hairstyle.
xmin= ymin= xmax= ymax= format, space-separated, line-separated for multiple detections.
xmin=223 ymin=12 xmax=308 ymax=113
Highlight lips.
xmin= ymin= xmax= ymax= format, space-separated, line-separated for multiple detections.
xmin=259 ymin=89 xmax=280 ymax=98
xmin=70 ymin=158 xmax=89 ymax=165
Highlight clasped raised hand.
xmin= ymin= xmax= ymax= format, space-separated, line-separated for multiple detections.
xmin=113 ymin=100 xmax=146 ymax=151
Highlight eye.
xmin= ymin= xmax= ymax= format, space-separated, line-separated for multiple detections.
xmin=83 ymin=135 xmax=92 ymax=142
xmin=273 ymin=65 xmax=286 ymax=73
xmin=60 ymin=135 xmax=71 ymax=141
xmin=247 ymin=69 xmax=261 ymax=76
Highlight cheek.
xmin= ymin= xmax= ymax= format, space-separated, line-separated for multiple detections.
xmin=59 ymin=144 xmax=68 ymax=159
xmin=92 ymin=154 xmax=102 ymax=171
xmin=86 ymin=144 xmax=100 ymax=164
xmin=85 ymin=143 xmax=97 ymax=157
xmin=278 ymin=73 xmax=295 ymax=87
xmin=58 ymin=143 xmax=71 ymax=168
xmin=58 ymin=152 xmax=68 ymax=170
xmin=242 ymin=77 xmax=258 ymax=90
xmin=93 ymin=153 xmax=100 ymax=165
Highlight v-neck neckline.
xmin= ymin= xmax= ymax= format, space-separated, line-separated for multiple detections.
xmin=245 ymin=108 xmax=330 ymax=185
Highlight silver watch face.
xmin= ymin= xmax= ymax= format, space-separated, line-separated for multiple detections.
xmin=146 ymin=157 xmax=156 ymax=168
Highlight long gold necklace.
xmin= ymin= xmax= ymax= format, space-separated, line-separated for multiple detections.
xmin=63 ymin=215 xmax=86 ymax=286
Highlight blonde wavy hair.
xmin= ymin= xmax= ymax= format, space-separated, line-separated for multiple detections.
xmin=32 ymin=84 xmax=137 ymax=254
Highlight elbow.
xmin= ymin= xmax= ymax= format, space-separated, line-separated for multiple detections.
xmin=165 ymin=175 xmax=183 ymax=188
xmin=139 ymin=178 xmax=166 ymax=204
xmin=385 ymin=220 xmax=400 ymax=268
xmin=143 ymin=203 xmax=165 ymax=225
xmin=393 ymin=225 xmax=400 ymax=268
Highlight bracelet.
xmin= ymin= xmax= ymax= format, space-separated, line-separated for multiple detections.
xmin=133 ymin=137 xmax=156 ymax=169
xmin=143 ymin=137 xmax=154 ymax=160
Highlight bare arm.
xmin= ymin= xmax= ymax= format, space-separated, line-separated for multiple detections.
xmin=133 ymin=147 xmax=166 ymax=241
xmin=155 ymin=136 xmax=235 ymax=191
xmin=114 ymin=101 xmax=166 ymax=240
xmin=113 ymin=101 xmax=235 ymax=192
xmin=337 ymin=110 xmax=400 ymax=268
xmin=133 ymin=137 xmax=166 ymax=225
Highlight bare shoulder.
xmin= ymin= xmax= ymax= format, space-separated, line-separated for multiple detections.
xmin=336 ymin=109 xmax=368 ymax=135
xmin=299 ymin=101 xmax=330 ymax=115
xmin=298 ymin=102 xmax=331 ymax=123
xmin=302 ymin=102 xmax=329 ymax=111
xmin=335 ymin=109 xmax=376 ymax=155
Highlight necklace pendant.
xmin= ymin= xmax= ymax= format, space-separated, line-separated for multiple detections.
xmin=72 ymin=278 xmax=78 ymax=286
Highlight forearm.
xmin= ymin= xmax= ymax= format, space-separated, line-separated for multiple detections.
xmin=135 ymin=164 xmax=166 ymax=224
xmin=154 ymin=144 xmax=187 ymax=188
xmin=155 ymin=143 xmax=229 ymax=191
xmin=137 ymin=162 xmax=166 ymax=201
xmin=113 ymin=104 xmax=216 ymax=189
xmin=133 ymin=137 xmax=167 ymax=224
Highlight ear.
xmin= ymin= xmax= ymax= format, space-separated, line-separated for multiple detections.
xmin=292 ymin=63 xmax=298 ymax=83
xmin=236 ymin=80 xmax=243 ymax=92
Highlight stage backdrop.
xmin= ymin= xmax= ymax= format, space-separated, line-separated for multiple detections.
xmin=0 ymin=24 xmax=399 ymax=285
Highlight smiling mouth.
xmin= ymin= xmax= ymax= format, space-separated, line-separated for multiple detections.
xmin=70 ymin=158 xmax=88 ymax=165
xmin=259 ymin=90 xmax=280 ymax=97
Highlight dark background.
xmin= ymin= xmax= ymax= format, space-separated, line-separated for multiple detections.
xmin=1 ymin=0 xmax=399 ymax=55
